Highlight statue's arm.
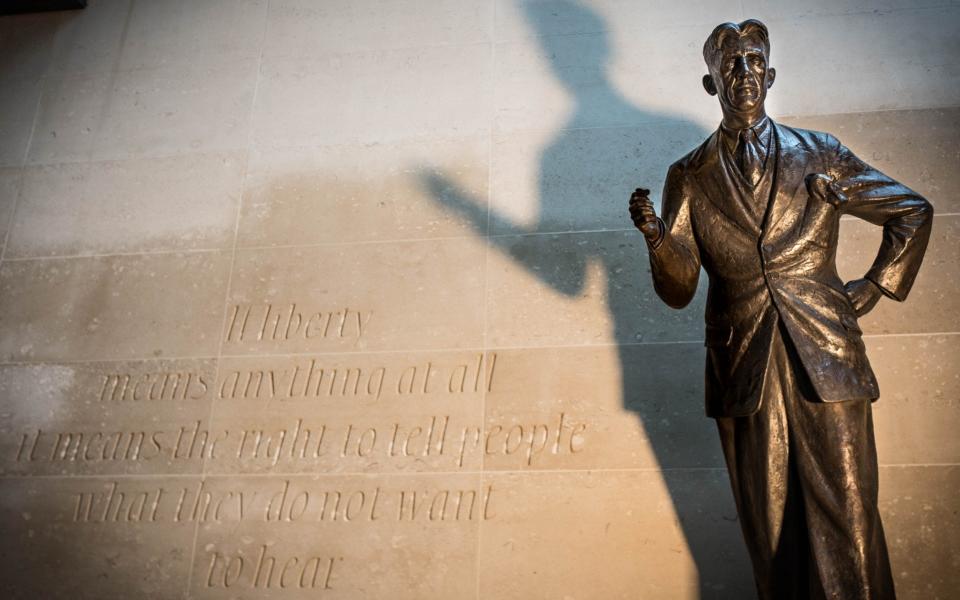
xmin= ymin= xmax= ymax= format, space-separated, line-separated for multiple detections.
xmin=829 ymin=137 xmax=935 ymax=302
xmin=646 ymin=162 xmax=702 ymax=309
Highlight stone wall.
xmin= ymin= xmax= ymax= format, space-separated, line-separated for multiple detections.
xmin=0 ymin=1 xmax=957 ymax=598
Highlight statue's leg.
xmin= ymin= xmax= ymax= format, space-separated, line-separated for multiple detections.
xmin=779 ymin=328 xmax=896 ymax=600
xmin=716 ymin=321 xmax=817 ymax=600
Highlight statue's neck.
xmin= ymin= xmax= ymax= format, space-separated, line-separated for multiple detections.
xmin=721 ymin=107 xmax=769 ymax=131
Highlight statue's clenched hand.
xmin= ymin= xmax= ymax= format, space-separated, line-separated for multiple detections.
xmin=805 ymin=173 xmax=848 ymax=208
xmin=629 ymin=188 xmax=663 ymax=245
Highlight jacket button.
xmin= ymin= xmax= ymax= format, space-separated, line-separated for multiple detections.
xmin=762 ymin=244 xmax=774 ymax=254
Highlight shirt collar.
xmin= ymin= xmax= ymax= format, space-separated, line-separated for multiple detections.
xmin=720 ymin=116 xmax=771 ymax=154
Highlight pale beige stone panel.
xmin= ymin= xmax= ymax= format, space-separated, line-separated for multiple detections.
xmin=0 ymin=252 xmax=231 ymax=362
xmin=742 ymin=0 xmax=952 ymax=20
xmin=239 ymin=136 xmax=488 ymax=247
xmin=118 ymin=0 xmax=267 ymax=71
xmin=486 ymin=230 xmax=706 ymax=348
xmin=484 ymin=345 xmax=722 ymax=472
xmin=880 ymin=465 xmax=960 ymax=599
xmin=781 ymin=107 xmax=960 ymax=213
xmin=94 ymin=60 xmax=259 ymax=161
xmin=490 ymin=121 xmax=711 ymax=235
xmin=837 ymin=215 xmax=958 ymax=335
xmin=264 ymin=0 xmax=492 ymax=59
xmin=869 ymin=335 xmax=960 ymax=465
xmin=253 ymin=44 xmax=491 ymax=149
xmin=26 ymin=73 xmax=111 ymax=165
xmin=189 ymin=473 xmax=482 ymax=599
xmin=495 ymin=0 xmax=739 ymax=41
xmin=494 ymin=26 xmax=717 ymax=135
xmin=0 ymin=78 xmax=42 ymax=167
xmin=0 ymin=11 xmax=61 ymax=82
xmin=46 ymin=0 xmax=131 ymax=78
xmin=207 ymin=351 xmax=488 ymax=474
xmin=0 ymin=476 xmax=196 ymax=599
xmin=224 ymin=239 xmax=485 ymax=355
xmin=0 ymin=359 xmax=216 ymax=476
xmin=0 ymin=167 xmax=20 ymax=253
xmin=8 ymin=153 xmax=244 ymax=258
xmin=29 ymin=61 xmax=256 ymax=165
xmin=765 ymin=8 xmax=960 ymax=117
xmin=479 ymin=470 xmax=754 ymax=599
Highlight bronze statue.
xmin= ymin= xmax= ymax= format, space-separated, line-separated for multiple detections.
xmin=629 ymin=20 xmax=933 ymax=600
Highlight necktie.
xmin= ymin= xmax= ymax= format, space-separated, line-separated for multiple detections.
xmin=737 ymin=128 xmax=763 ymax=187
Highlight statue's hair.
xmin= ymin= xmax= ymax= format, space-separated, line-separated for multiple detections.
xmin=702 ymin=19 xmax=770 ymax=68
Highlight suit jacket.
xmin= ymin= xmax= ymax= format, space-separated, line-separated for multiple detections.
xmin=649 ymin=120 xmax=933 ymax=417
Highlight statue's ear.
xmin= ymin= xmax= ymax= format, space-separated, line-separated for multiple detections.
xmin=766 ymin=67 xmax=776 ymax=89
xmin=702 ymin=74 xmax=718 ymax=96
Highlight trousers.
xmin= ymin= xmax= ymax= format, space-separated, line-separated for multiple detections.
xmin=716 ymin=320 xmax=895 ymax=600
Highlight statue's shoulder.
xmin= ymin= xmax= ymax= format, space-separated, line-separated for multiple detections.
xmin=671 ymin=130 xmax=719 ymax=175
xmin=772 ymin=121 xmax=841 ymax=153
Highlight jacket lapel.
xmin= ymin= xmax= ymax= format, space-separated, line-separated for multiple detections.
xmin=692 ymin=131 xmax=762 ymax=239
xmin=761 ymin=121 xmax=811 ymax=241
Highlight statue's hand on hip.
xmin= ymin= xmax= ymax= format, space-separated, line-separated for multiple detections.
xmin=844 ymin=278 xmax=884 ymax=317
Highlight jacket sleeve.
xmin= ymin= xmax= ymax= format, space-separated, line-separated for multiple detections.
xmin=828 ymin=136 xmax=934 ymax=301
xmin=648 ymin=162 xmax=701 ymax=309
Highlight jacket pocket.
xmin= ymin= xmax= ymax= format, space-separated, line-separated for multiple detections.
xmin=704 ymin=323 xmax=733 ymax=348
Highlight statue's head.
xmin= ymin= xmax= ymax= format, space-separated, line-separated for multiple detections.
xmin=702 ymin=20 xmax=775 ymax=119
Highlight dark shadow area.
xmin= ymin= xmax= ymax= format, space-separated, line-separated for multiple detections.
xmin=419 ymin=1 xmax=755 ymax=597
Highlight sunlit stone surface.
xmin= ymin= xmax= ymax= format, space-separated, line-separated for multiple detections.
xmin=0 ymin=1 xmax=957 ymax=598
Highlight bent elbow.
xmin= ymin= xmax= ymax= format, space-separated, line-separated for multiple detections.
xmin=654 ymin=281 xmax=697 ymax=310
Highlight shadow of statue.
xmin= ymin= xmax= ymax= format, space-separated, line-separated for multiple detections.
xmin=419 ymin=1 xmax=755 ymax=597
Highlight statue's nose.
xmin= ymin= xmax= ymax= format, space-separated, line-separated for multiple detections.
xmin=733 ymin=56 xmax=751 ymax=76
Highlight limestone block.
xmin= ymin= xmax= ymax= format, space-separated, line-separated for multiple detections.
xmin=224 ymin=239 xmax=485 ymax=355
xmin=0 ymin=77 xmax=41 ymax=167
xmin=490 ymin=122 xmax=710 ymax=235
xmin=0 ymin=168 xmax=19 ymax=252
xmin=765 ymin=8 xmax=960 ymax=116
xmin=95 ymin=60 xmax=258 ymax=161
xmin=46 ymin=0 xmax=130 ymax=78
xmin=9 ymin=153 xmax=244 ymax=257
xmin=264 ymin=0 xmax=492 ymax=59
xmin=880 ymin=465 xmax=960 ymax=599
xmin=190 ymin=473 xmax=483 ymax=599
xmin=207 ymin=351 xmax=489 ymax=474
xmin=253 ymin=44 xmax=492 ymax=149
xmin=494 ymin=26 xmax=718 ymax=135
xmin=0 ymin=11 xmax=60 ymax=82
xmin=869 ymin=335 xmax=960 ymax=465
xmin=0 ymin=360 xmax=216 ymax=476
xmin=26 ymin=73 xmax=111 ymax=165
xmin=0 ymin=252 xmax=231 ymax=362
xmin=0 ymin=476 xmax=197 ymax=599
xmin=240 ymin=136 xmax=488 ymax=247
xmin=495 ymin=0 xmax=737 ymax=41
xmin=837 ymin=215 xmax=958 ymax=335
xmin=485 ymin=230 xmax=706 ymax=348
xmin=479 ymin=470 xmax=754 ymax=599
xmin=484 ymin=344 xmax=722 ymax=472
xmin=118 ymin=0 xmax=267 ymax=71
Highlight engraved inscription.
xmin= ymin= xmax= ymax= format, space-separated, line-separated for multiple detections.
xmin=12 ymin=412 xmax=588 ymax=469
xmin=205 ymin=546 xmax=341 ymax=591
xmin=67 ymin=479 xmax=497 ymax=524
xmin=224 ymin=303 xmax=372 ymax=344
xmin=99 ymin=370 xmax=210 ymax=403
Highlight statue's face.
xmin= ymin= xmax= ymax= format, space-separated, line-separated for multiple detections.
xmin=708 ymin=37 xmax=773 ymax=115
